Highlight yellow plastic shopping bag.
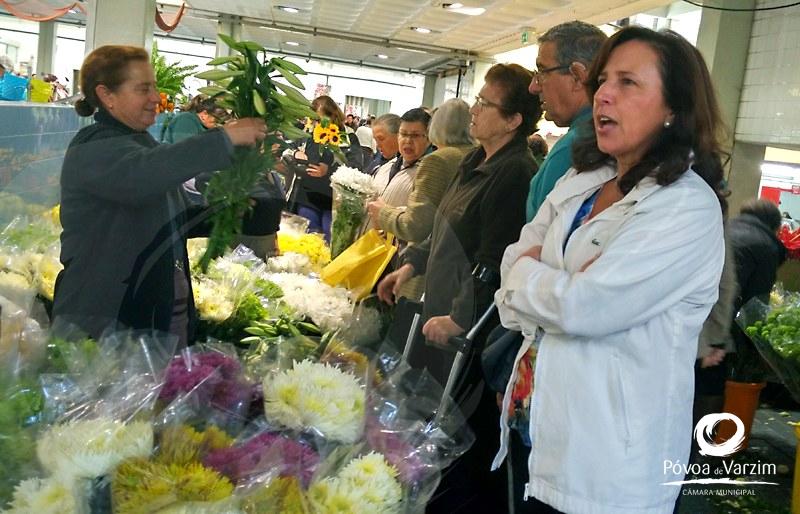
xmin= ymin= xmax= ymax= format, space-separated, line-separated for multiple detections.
xmin=29 ymin=78 xmax=52 ymax=103
xmin=321 ymin=229 xmax=396 ymax=301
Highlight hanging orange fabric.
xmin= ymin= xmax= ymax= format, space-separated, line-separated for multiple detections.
xmin=0 ymin=1 xmax=85 ymax=22
xmin=155 ymin=2 xmax=186 ymax=33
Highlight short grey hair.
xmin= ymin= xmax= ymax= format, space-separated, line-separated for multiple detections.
xmin=373 ymin=113 xmax=401 ymax=134
xmin=538 ymin=21 xmax=607 ymax=70
xmin=428 ymin=98 xmax=473 ymax=147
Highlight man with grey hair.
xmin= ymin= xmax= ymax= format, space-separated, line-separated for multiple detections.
xmin=366 ymin=113 xmax=400 ymax=175
xmin=526 ymin=21 xmax=607 ymax=221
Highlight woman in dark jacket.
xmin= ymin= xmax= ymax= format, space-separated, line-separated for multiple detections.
xmin=377 ymin=64 xmax=542 ymax=513
xmin=53 ymin=45 xmax=265 ymax=344
xmin=728 ymin=198 xmax=788 ymax=376
xmin=293 ymin=95 xmax=342 ymax=242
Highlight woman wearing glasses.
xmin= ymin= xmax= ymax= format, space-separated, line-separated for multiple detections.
xmin=378 ymin=63 xmax=543 ymax=512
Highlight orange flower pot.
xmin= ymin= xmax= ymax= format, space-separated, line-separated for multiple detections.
xmin=715 ymin=380 xmax=766 ymax=451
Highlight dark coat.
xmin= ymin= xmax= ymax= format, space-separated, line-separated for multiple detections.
xmin=402 ymin=134 xmax=534 ymax=381
xmin=53 ymin=109 xmax=233 ymax=339
xmin=728 ymin=212 xmax=787 ymax=357
xmin=728 ymin=213 xmax=787 ymax=311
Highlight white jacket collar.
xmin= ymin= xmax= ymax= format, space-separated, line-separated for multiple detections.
xmin=547 ymin=164 xmax=664 ymax=210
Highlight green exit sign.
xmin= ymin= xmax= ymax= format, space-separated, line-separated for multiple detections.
xmin=521 ymin=31 xmax=530 ymax=44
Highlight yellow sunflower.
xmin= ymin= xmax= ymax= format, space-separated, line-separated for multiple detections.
xmin=313 ymin=124 xmax=331 ymax=144
xmin=329 ymin=133 xmax=341 ymax=146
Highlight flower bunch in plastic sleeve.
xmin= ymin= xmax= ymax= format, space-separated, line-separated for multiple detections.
xmin=329 ymin=166 xmax=378 ymax=258
xmin=159 ymin=344 xmax=254 ymax=421
xmin=4 ymin=330 xmax=177 ymax=513
xmin=738 ymin=292 xmax=800 ymax=401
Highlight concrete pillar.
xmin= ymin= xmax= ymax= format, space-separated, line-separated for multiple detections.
xmin=84 ymin=0 xmax=156 ymax=52
xmin=696 ymin=0 xmax=757 ymax=208
xmin=215 ymin=15 xmax=243 ymax=58
xmin=36 ymin=21 xmax=57 ymax=75
xmin=422 ymin=74 xmax=437 ymax=109
xmin=727 ymin=142 xmax=766 ymax=215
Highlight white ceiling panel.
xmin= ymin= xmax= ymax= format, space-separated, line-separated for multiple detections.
xmin=3 ymin=0 xmax=676 ymax=73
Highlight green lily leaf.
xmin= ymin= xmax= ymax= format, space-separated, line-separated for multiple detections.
xmin=253 ymin=89 xmax=267 ymax=116
xmin=273 ymin=82 xmax=310 ymax=106
xmin=271 ymin=57 xmax=306 ymax=75
xmin=240 ymin=40 xmax=265 ymax=52
xmin=206 ymin=56 xmax=241 ymax=66
xmin=197 ymin=86 xmax=227 ymax=96
xmin=217 ymin=33 xmax=243 ymax=52
xmin=278 ymin=122 xmax=310 ymax=141
xmin=195 ymin=69 xmax=245 ymax=81
xmin=274 ymin=66 xmax=305 ymax=89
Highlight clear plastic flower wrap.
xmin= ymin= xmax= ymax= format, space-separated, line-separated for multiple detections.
xmin=737 ymin=292 xmax=800 ymax=402
xmin=4 ymin=330 xmax=177 ymax=513
xmin=110 ymin=358 xmax=250 ymax=514
xmin=329 ymin=166 xmax=378 ymax=259
xmin=0 ymin=293 xmax=46 ymax=375
xmin=157 ymin=343 xmax=255 ymax=431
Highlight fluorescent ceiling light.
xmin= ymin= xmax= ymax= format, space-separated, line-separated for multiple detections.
xmin=443 ymin=3 xmax=486 ymax=15
xmin=376 ymin=54 xmax=389 ymax=59
xmin=411 ymin=26 xmax=432 ymax=34
xmin=277 ymin=6 xmax=301 ymax=14
xmin=396 ymin=47 xmax=428 ymax=54
xmin=284 ymin=41 xmax=301 ymax=46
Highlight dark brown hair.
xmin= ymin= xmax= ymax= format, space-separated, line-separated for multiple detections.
xmin=484 ymin=63 xmax=543 ymax=137
xmin=311 ymin=95 xmax=345 ymax=129
xmin=572 ymin=27 xmax=728 ymax=209
xmin=740 ymin=199 xmax=783 ymax=232
xmin=75 ymin=45 xmax=149 ymax=117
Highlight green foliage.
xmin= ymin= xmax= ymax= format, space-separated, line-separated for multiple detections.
xmin=195 ymin=38 xmax=315 ymax=270
xmin=150 ymin=41 xmax=197 ymax=103
xmin=746 ymin=305 xmax=800 ymax=358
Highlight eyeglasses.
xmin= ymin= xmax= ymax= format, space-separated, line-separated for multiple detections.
xmin=531 ymin=64 xmax=570 ymax=85
xmin=398 ymin=131 xmax=428 ymax=140
xmin=473 ymin=96 xmax=507 ymax=112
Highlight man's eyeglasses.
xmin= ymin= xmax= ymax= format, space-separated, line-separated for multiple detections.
xmin=473 ymin=96 xmax=507 ymax=112
xmin=531 ymin=64 xmax=570 ymax=85
xmin=398 ymin=131 xmax=428 ymax=140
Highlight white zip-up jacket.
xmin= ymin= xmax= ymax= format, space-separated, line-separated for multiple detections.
xmin=493 ymin=165 xmax=724 ymax=514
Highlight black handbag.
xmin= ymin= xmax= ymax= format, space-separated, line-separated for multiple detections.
xmin=481 ymin=325 xmax=524 ymax=393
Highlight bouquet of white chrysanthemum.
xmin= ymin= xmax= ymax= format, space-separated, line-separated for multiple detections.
xmin=4 ymin=476 xmax=83 ymax=514
xmin=36 ymin=418 xmax=154 ymax=480
xmin=265 ymin=273 xmax=353 ymax=332
xmin=308 ymin=452 xmax=402 ymax=513
xmin=263 ymin=359 xmax=365 ymax=443
xmin=192 ymin=277 xmax=237 ymax=323
xmin=329 ymin=166 xmax=378 ymax=259
xmin=35 ymin=250 xmax=62 ymax=301
xmin=266 ymin=252 xmax=314 ymax=275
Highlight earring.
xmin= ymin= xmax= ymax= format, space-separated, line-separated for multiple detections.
xmin=663 ymin=119 xmax=671 ymax=128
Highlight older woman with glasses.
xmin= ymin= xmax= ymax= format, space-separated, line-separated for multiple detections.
xmin=367 ymin=99 xmax=474 ymax=300
xmin=378 ymin=63 xmax=543 ymax=512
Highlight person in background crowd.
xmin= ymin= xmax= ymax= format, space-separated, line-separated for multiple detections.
xmin=494 ymin=27 xmax=727 ymax=513
xmin=526 ymin=21 xmax=607 ymax=222
xmin=378 ymin=63 xmax=541 ymax=513
xmin=367 ymin=99 xmax=474 ymax=300
xmin=727 ymin=199 xmax=788 ymax=382
xmin=162 ymin=95 xmax=228 ymax=144
xmin=527 ymin=133 xmax=549 ymax=167
xmin=53 ymin=45 xmax=266 ymax=345
xmin=344 ymin=113 xmax=357 ymax=133
xmin=355 ymin=116 xmax=376 ymax=164
xmin=293 ymin=95 xmax=343 ymax=241
xmin=366 ymin=113 xmax=401 ymax=175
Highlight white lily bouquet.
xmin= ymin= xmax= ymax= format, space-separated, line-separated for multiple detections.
xmin=329 ymin=166 xmax=378 ymax=259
